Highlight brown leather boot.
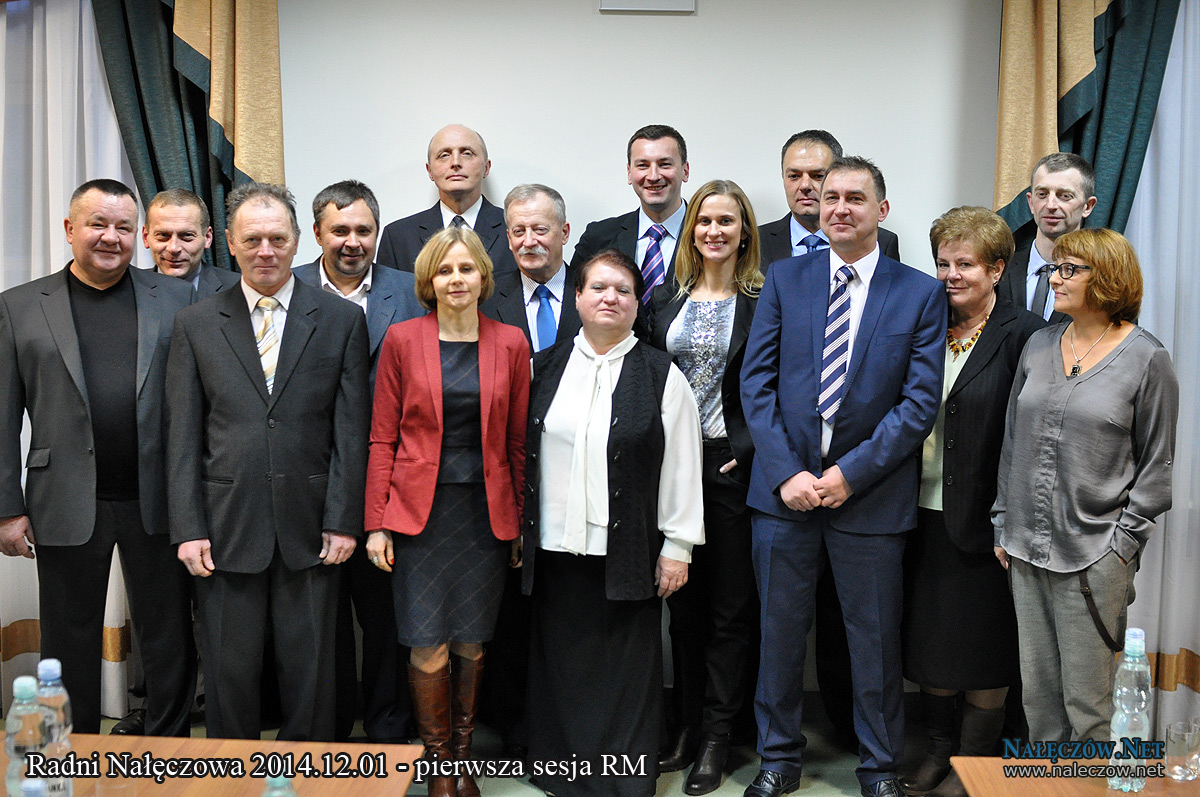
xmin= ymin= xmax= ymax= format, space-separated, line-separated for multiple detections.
xmin=450 ymin=654 xmax=484 ymax=797
xmin=409 ymin=663 xmax=456 ymax=797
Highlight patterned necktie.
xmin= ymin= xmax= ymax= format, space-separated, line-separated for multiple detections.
xmin=256 ymin=296 xmax=281 ymax=394
xmin=819 ymin=266 xmax=855 ymax=423
xmin=533 ymin=284 xmax=556 ymax=352
xmin=801 ymin=233 xmax=827 ymax=254
xmin=1031 ymin=264 xmax=1052 ymax=319
xmin=451 ymin=215 xmax=467 ymax=229
xmin=640 ymin=224 xmax=667 ymax=304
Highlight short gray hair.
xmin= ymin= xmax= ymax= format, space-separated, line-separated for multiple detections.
xmin=504 ymin=183 xmax=566 ymax=226
xmin=226 ymin=182 xmax=300 ymax=239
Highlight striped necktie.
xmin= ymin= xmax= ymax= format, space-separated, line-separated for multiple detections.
xmin=801 ymin=233 xmax=827 ymax=254
xmin=256 ymin=296 xmax=281 ymax=394
xmin=640 ymin=224 xmax=667 ymax=303
xmin=819 ymin=266 xmax=855 ymax=422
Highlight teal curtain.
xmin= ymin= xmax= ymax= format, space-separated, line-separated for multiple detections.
xmin=90 ymin=0 xmax=235 ymax=272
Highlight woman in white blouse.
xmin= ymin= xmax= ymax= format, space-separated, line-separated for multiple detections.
xmin=521 ymin=249 xmax=704 ymax=797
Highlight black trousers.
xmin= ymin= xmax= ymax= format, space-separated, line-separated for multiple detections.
xmin=196 ymin=549 xmax=339 ymax=741
xmin=36 ymin=499 xmax=195 ymax=736
xmin=334 ymin=542 xmax=413 ymax=741
xmin=667 ymin=439 xmax=757 ymax=736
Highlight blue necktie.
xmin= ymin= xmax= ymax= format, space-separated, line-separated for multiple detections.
xmin=819 ymin=266 xmax=855 ymax=422
xmin=801 ymin=233 xmax=827 ymax=254
xmin=641 ymin=224 xmax=667 ymax=303
xmin=534 ymin=284 xmax=556 ymax=352
xmin=451 ymin=215 xmax=466 ymax=229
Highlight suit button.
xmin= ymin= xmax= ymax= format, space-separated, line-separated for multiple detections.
xmin=87 ymin=447 xmax=94 ymax=455
xmin=947 ymin=402 xmax=957 ymax=414
xmin=526 ymin=519 xmax=535 ymax=528
xmin=614 ymin=488 xmax=622 ymax=499
xmin=944 ymin=475 xmax=954 ymax=486
xmin=528 ymin=484 xmax=537 ymax=495
xmin=612 ymin=520 xmax=621 ymax=530
xmin=945 ymin=438 xmax=954 ymax=449
xmin=266 ymin=473 xmax=272 ymax=481
xmin=532 ymin=417 xmax=542 ymax=427
xmin=268 ymin=419 xmax=276 ymax=428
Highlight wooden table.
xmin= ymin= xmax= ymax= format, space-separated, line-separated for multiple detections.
xmin=953 ymin=755 xmax=1200 ymax=796
xmin=2 ymin=733 xmax=422 ymax=795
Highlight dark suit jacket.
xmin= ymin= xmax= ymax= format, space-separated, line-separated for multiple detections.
xmin=758 ymin=213 xmax=901 ymax=273
xmin=0 ymin=266 xmax=191 ymax=545
xmin=741 ymin=251 xmax=946 ymax=533
xmin=292 ymin=260 xmax=425 ymax=392
xmin=166 ymin=278 xmax=370 ymax=573
xmin=995 ymin=243 xmax=1069 ymax=324
xmin=376 ymin=197 xmax=516 ymax=275
xmin=648 ymin=285 xmax=757 ymax=468
xmin=364 ymin=312 xmax=529 ymax=541
xmin=569 ymin=208 xmax=682 ymax=284
xmin=938 ymin=296 xmax=1045 ymax=553
xmin=195 ymin=264 xmax=241 ymax=299
xmin=480 ymin=265 xmax=581 ymax=349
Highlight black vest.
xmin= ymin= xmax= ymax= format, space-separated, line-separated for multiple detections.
xmin=522 ymin=339 xmax=671 ymax=600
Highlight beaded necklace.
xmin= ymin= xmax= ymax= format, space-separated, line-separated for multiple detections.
xmin=947 ymin=315 xmax=989 ymax=358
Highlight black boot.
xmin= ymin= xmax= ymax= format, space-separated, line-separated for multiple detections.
xmin=929 ymin=703 xmax=1005 ymax=797
xmin=659 ymin=725 xmax=700 ymax=772
xmin=901 ymin=692 xmax=956 ymax=795
xmin=684 ymin=732 xmax=730 ymax=795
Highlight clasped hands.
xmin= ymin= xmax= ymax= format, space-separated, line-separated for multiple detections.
xmin=178 ymin=531 xmax=356 ymax=577
xmin=779 ymin=465 xmax=854 ymax=512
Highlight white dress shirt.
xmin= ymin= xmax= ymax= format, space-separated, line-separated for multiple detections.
xmin=521 ymin=265 xmax=567 ymax=352
xmin=241 ymin=273 xmax=296 ymax=341
xmin=635 ymin=202 xmax=687 ymax=272
xmin=821 ymin=245 xmax=879 ymax=457
xmin=439 ymin=197 xmax=483 ymax=230
xmin=318 ymin=260 xmax=372 ymax=314
xmin=538 ymin=331 xmax=705 ymax=562
xmin=1023 ymin=241 xmax=1054 ymax=319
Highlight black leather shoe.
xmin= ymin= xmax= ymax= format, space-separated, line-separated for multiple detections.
xmin=110 ymin=708 xmax=146 ymax=735
xmin=684 ymin=733 xmax=730 ymax=795
xmin=659 ymin=725 xmax=700 ymax=772
xmin=743 ymin=769 xmax=801 ymax=797
xmin=861 ymin=777 xmax=908 ymax=797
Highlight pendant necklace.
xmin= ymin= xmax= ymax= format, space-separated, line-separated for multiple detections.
xmin=1068 ymin=321 xmax=1114 ymax=376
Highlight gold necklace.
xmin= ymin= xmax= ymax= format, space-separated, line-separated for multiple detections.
xmin=1068 ymin=321 xmax=1114 ymax=376
xmin=947 ymin=315 xmax=989 ymax=358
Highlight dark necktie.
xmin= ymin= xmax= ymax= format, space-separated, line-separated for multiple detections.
xmin=451 ymin=215 xmax=466 ymax=229
xmin=533 ymin=284 xmax=556 ymax=352
xmin=1031 ymin=265 xmax=1051 ymax=319
xmin=640 ymin=224 xmax=667 ymax=303
xmin=819 ymin=266 xmax=855 ymax=422
xmin=801 ymin=233 xmax=827 ymax=254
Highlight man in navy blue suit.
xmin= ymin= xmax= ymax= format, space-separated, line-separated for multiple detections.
xmin=740 ymin=157 xmax=945 ymax=797
xmin=294 ymin=179 xmax=424 ymax=743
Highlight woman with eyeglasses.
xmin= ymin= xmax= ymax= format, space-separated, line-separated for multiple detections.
xmin=992 ymin=228 xmax=1178 ymax=743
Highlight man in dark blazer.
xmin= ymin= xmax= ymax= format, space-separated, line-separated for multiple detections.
xmin=293 ymin=179 xmax=423 ymax=744
xmin=568 ymin=124 xmax=690 ymax=299
xmin=167 ymin=183 xmax=370 ymax=741
xmin=143 ymin=188 xmax=240 ymax=299
xmin=482 ymin=183 xmax=580 ymax=351
xmin=0 ymin=179 xmax=196 ymax=737
xmin=376 ymin=124 xmax=516 ymax=275
xmin=740 ymin=158 xmax=945 ymax=797
xmin=996 ymin=152 xmax=1096 ymax=323
xmin=759 ymin=130 xmax=900 ymax=271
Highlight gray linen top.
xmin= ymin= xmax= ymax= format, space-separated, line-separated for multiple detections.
xmin=991 ymin=324 xmax=1178 ymax=572
xmin=665 ymin=295 xmax=736 ymax=440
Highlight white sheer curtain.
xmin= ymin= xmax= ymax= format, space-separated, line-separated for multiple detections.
xmin=0 ymin=0 xmax=143 ymax=718
xmin=1124 ymin=0 xmax=1199 ymax=738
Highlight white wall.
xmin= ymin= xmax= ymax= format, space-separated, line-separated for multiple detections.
xmin=279 ymin=0 xmax=1002 ymax=273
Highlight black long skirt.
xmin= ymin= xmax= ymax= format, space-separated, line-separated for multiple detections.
xmin=902 ymin=508 xmax=1019 ymax=690
xmin=526 ymin=550 xmax=661 ymax=797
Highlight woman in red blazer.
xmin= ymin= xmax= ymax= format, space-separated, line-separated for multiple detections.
xmin=365 ymin=226 xmax=529 ymax=797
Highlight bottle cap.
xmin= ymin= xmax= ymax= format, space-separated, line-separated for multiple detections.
xmin=1125 ymin=627 xmax=1146 ymax=655
xmin=266 ymin=775 xmax=292 ymax=787
xmin=37 ymin=658 xmax=62 ymax=681
xmin=13 ymin=675 xmax=37 ymax=699
xmin=20 ymin=780 xmax=49 ymax=797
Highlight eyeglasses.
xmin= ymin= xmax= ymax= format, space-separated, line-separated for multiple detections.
xmin=1046 ymin=262 xmax=1093 ymax=279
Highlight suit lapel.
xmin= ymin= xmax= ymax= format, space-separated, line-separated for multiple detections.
xmin=366 ymin=267 xmax=397 ymax=357
xmin=948 ymin=300 xmax=1013 ymax=397
xmin=496 ymin=275 xmax=532 ymax=340
xmin=475 ymin=199 xmax=505 ymax=254
xmin=417 ymin=203 xmax=442 ymax=247
xmin=557 ymin=275 xmax=580 ymax=344
xmin=219 ymin=287 xmax=271 ymax=405
xmin=807 ymin=252 xmax=831 ymax=373
xmin=843 ymin=257 xmax=893 ymax=391
xmin=652 ymin=293 xmax=687 ymax=350
xmin=617 ymin=212 xmax=639 ymax=261
xmin=130 ymin=270 xmax=162 ymax=396
xmin=477 ymin=317 xmax=497 ymax=446
xmin=269 ymin=281 xmax=317 ymax=408
xmin=420 ymin=313 xmax=444 ymax=431
xmin=728 ymin=291 xmax=755 ymax=367
xmin=39 ymin=270 xmax=90 ymax=410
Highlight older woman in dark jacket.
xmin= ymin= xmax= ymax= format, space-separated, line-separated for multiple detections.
xmin=901 ymin=207 xmax=1045 ymax=797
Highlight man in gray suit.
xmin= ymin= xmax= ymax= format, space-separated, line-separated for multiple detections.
xmin=0 ymin=178 xmax=196 ymax=736
xmin=294 ymin=179 xmax=423 ymax=743
xmin=167 ymin=182 xmax=370 ymax=741
xmin=143 ymin=188 xmax=240 ymax=298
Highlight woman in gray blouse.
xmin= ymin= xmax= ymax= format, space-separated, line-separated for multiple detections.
xmin=992 ymin=228 xmax=1178 ymax=743
xmin=649 ymin=180 xmax=761 ymax=795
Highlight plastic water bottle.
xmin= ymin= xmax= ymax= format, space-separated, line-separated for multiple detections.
xmin=261 ymin=775 xmax=298 ymax=795
xmin=6 ymin=676 xmax=49 ymax=797
xmin=19 ymin=780 xmax=48 ymax=797
xmin=1108 ymin=627 xmax=1151 ymax=792
xmin=35 ymin=659 xmax=73 ymax=796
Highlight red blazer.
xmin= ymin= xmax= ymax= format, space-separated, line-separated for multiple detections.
xmin=365 ymin=312 xmax=529 ymax=540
